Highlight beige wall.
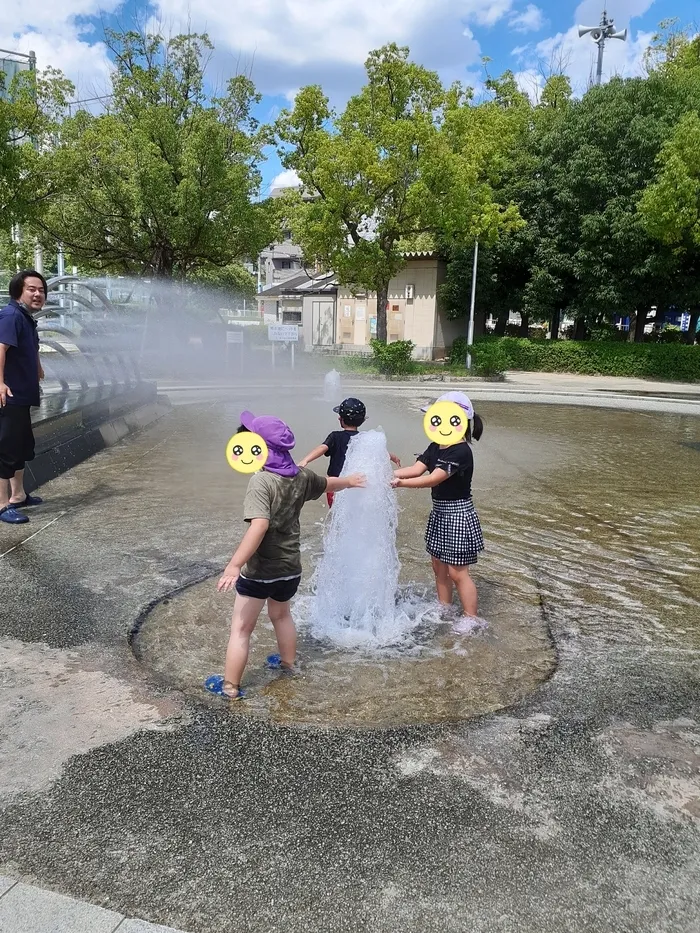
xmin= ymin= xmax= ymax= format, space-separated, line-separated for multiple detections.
xmin=336 ymin=258 xmax=448 ymax=359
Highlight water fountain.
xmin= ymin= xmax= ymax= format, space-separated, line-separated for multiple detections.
xmin=323 ymin=369 xmax=342 ymax=403
xmin=306 ymin=430 xmax=414 ymax=647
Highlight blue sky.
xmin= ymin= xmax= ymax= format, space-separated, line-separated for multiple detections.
xmin=2 ymin=0 xmax=695 ymax=191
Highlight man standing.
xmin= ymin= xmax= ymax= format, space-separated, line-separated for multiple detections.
xmin=0 ymin=270 xmax=47 ymax=524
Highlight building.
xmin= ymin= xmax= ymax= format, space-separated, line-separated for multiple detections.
xmin=260 ymin=252 xmax=464 ymax=359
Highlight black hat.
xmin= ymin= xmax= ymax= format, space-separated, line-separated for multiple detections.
xmin=333 ymin=397 xmax=366 ymax=426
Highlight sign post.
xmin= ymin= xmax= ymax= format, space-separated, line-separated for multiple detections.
xmin=267 ymin=324 xmax=299 ymax=370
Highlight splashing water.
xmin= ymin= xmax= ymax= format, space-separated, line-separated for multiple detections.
xmin=305 ymin=429 xmax=423 ymax=648
xmin=323 ymin=369 xmax=342 ymax=403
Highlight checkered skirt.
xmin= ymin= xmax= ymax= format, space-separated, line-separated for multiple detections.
xmin=425 ymin=497 xmax=485 ymax=566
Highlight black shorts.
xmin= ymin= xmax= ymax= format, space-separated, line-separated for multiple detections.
xmin=235 ymin=575 xmax=301 ymax=602
xmin=0 ymin=405 xmax=35 ymax=479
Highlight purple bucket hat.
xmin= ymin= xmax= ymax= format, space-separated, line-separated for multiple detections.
xmin=240 ymin=411 xmax=299 ymax=477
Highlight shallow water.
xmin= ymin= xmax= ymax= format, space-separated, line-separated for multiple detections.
xmin=132 ymin=392 xmax=700 ymax=727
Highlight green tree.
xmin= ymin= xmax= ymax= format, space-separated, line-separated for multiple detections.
xmin=639 ymin=30 xmax=700 ymax=342
xmin=276 ymin=44 xmax=518 ymax=343
xmin=40 ymin=30 xmax=272 ymax=280
xmin=0 ymin=64 xmax=72 ymax=228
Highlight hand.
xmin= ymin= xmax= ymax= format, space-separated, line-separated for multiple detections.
xmin=389 ymin=453 xmax=401 ymax=467
xmin=0 ymin=384 xmax=13 ymax=407
xmin=298 ymin=459 xmax=309 ymax=468
xmin=391 ymin=478 xmax=402 ymax=488
xmin=217 ymin=565 xmax=240 ymax=592
xmin=38 ymin=364 xmax=45 ymax=381
xmin=347 ymin=473 xmax=366 ymax=488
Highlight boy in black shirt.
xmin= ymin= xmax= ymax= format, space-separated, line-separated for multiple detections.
xmin=299 ymin=397 xmax=400 ymax=508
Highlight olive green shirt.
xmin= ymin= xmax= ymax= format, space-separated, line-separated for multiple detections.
xmin=242 ymin=467 xmax=327 ymax=581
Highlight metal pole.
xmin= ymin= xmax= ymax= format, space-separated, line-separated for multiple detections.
xmin=466 ymin=240 xmax=479 ymax=370
xmin=57 ymin=244 xmax=66 ymax=323
xmin=291 ymin=341 xmax=295 ymax=371
xmin=596 ymin=36 xmax=605 ymax=85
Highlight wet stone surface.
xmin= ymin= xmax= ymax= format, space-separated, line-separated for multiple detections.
xmin=1 ymin=384 xmax=700 ymax=932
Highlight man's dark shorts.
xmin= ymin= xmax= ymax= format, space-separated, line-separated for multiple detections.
xmin=0 ymin=405 xmax=35 ymax=479
xmin=235 ymin=574 xmax=301 ymax=603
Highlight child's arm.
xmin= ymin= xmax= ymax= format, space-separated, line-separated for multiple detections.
xmin=298 ymin=444 xmax=329 ymax=468
xmin=393 ymin=468 xmax=448 ymax=490
xmin=217 ymin=518 xmax=270 ymax=592
xmin=389 ymin=452 xmax=401 ymax=467
xmin=326 ymin=472 xmax=366 ymax=493
xmin=393 ymin=461 xmax=427 ymax=480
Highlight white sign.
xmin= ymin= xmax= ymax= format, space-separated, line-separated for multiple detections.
xmin=680 ymin=312 xmax=691 ymax=333
xmin=343 ymin=307 xmax=352 ymax=318
xmin=226 ymin=330 xmax=244 ymax=344
xmin=355 ymin=306 xmax=366 ymax=321
xmin=268 ymin=324 xmax=299 ymax=342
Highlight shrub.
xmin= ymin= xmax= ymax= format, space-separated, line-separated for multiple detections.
xmin=370 ymin=339 xmax=415 ymax=375
xmin=449 ymin=336 xmax=700 ymax=381
xmin=473 ymin=341 xmax=507 ymax=378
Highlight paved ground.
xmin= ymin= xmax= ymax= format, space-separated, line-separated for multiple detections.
xmin=0 ymin=877 xmax=190 ymax=932
xmin=0 ymin=376 xmax=699 ymax=933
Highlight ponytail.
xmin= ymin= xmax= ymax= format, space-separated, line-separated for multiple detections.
xmin=470 ymin=413 xmax=484 ymax=443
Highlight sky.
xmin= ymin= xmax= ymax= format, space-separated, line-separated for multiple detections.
xmin=1 ymin=0 xmax=695 ymax=192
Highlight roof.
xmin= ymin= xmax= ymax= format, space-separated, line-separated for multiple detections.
xmin=260 ymin=270 xmax=337 ymax=298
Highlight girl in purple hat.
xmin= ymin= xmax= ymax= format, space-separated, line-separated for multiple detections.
xmin=206 ymin=411 xmax=365 ymax=700
xmin=391 ymin=392 xmax=485 ymax=631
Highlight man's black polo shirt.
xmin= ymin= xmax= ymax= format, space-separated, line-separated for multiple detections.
xmin=0 ymin=299 xmax=40 ymax=407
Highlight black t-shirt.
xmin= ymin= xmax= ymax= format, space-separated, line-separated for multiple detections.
xmin=417 ymin=442 xmax=474 ymax=501
xmin=324 ymin=429 xmax=359 ymax=477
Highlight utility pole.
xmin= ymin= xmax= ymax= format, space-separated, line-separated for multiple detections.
xmin=466 ymin=240 xmax=478 ymax=370
xmin=578 ymin=9 xmax=627 ymax=85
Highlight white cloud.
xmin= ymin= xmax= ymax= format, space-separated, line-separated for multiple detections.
xmin=271 ymin=169 xmax=302 ymax=190
xmin=150 ymin=0 xmax=513 ymax=97
xmin=0 ymin=0 xmax=117 ymax=96
xmin=509 ymin=4 xmax=545 ymax=34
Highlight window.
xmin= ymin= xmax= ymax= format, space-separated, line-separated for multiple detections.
xmin=281 ymin=260 xmax=291 ymax=269
xmin=282 ymin=310 xmax=302 ymax=324
xmin=283 ymin=230 xmax=293 ymax=240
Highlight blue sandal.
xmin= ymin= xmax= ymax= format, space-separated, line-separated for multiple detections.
xmin=204 ymin=675 xmax=245 ymax=700
xmin=265 ymin=654 xmax=296 ymax=674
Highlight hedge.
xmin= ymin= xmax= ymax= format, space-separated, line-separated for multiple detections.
xmin=450 ymin=336 xmax=700 ymax=382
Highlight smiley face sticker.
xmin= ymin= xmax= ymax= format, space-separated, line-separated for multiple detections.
xmin=226 ymin=432 xmax=269 ymax=474
xmin=423 ymin=401 xmax=468 ymax=446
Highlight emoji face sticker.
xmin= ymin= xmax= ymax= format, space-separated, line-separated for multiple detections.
xmin=226 ymin=432 xmax=269 ymax=474
xmin=423 ymin=401 xmax=468 ymax=446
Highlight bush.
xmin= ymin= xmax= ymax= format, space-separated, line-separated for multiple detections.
xmin=473 ymin=341 xmax=507 ymax=378
xmin=449 ymin=336 xmax=700 ymax=381
xmin=658 ymin=324 xmax=683 ymax=344
xmin=370 ymin=339 xmax=415 ymax=375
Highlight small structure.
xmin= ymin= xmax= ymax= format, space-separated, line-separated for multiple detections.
xmin=258 ymin=253 xmax=462 ymax=359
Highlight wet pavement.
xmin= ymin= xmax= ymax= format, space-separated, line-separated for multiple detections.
xmin=1 ymin=382 xmax=699 ymax=932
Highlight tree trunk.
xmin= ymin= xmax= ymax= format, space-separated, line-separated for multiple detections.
xmin=494 ymin=311 xmax=509 ymax=336
xmin=550 ymin=309 xmax=560 ymax=341
xmin=685 ymin=307 xmax=699 ymax=345
xmin=632 ymin=306 xmax=648 ymax=343
xmin=519 ymin=313 xmax=530 ymax=337
xmin=572 ymin=317 xmax=588 ymax=341
xmin=376 ymin=281 xmax=389 ymax=344
xmin=474 ymin=309 xmax=487 ymax=339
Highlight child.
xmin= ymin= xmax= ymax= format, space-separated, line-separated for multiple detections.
xmin=206 ymin=411 xmax=365 ymax=700
xmin=392 ymin=391 xmax=484 ymax=632
xmin=299 ymin=397 xmax=400 ymax=508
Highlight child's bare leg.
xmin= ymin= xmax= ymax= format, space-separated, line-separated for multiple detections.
xmin=431 ymin=556 xmax=454 ymax=605
xmin=224 ymin=593 xmax=265 ymax=694
xmin=448 ymin=564 xmax=478 ymax=617
xmin=267 ymin=598 xmax=296 ymax=668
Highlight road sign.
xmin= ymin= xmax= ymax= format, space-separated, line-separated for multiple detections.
xmin=226 ymin=330 xmax=244 ymax=344
xmin=680 ymin=312 xmax=691 ymax=333
xmin=268 ymin=324 xmax=299 ymax=342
